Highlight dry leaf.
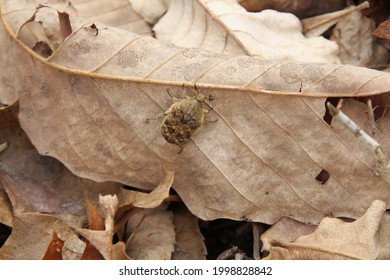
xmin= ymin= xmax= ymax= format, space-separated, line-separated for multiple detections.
xmin=132 ymin=169 xmax=174 ymax=208
xmin=0 ymin=213 xmax=85 ymax=260
xmin=130 ymin=0 xmax=167 ymax=25
xmin=79 ymin=194 xmax=131 ymax=260
xmin=76 ymin=194 xmax=126 ymax=260
xmin=172 ymin=205 xmax=207 ymax=260
xmin=0 ymin=188 xmax=12 ymax=227
xmin=112 ymin=241 xmax=131 ymax=260
xmin=42 ymin=231 xmax=64 ymax=260
xmin=260 ymin=217 xmax=317 ymax=253
xmin=0 ymin=106 xmax=120 ymax=216
xmin=80 ymin=195 xmax=105 ymax=259
xmin=330 ymin=9 xmax=388 ymax=68
xmin=373 ymin=19 xmax=390 ymax=41
xmin=1 ymin=1 xmax=390 ymax=226
xmin=378 ymin=211 xmax=390 ymax=259
xmin=154 ymin=0 xmax=340 ymax=62
xmin=125 ymin=206 xmax=175 ymax=259
xmin=72 ymin=0 xmax=153 ymax=35
xmin=302 ymin=1 xmax=369 ymax=38
xmin=266 ymin=200 xmax=386 ymax=260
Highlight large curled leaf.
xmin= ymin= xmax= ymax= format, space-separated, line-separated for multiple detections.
xmin=1 ymin=0 xmax=390 ymax=226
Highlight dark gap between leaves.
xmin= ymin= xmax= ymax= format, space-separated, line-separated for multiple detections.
xmin=323 ymin=97 xmax=341 ymax=124
xmin=0 ymin=222 xmax=12 ymax=247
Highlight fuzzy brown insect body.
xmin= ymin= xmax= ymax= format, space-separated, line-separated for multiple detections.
xmin=161 ymin=92 xmax=208 ymax=147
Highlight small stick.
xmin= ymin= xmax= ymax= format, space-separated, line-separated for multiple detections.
xmin=326 ymin=102 xmax=379 ymax=151
xmin=326 ymin=102 xmax=390 ymax=186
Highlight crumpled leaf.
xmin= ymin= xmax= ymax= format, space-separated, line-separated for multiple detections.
xmin=172 ymin=205 xmax=207 ymax=260
xmin=79 ymin=195 xmax=105 ymax=259
xmin=1 ymin=1 xmax=390 ymax=226
xmin=266 ymin=200 xmax=386 ymax=260
xmin=76 ymin=194 xmax=130 ymax=260
xmin=154 ymin=0 xmax=340 ymax=62
xmin=330 ymin=9 xmax=388 ymax=68
xmin=302 ymin=1 xmax=369 ymax=38
xmin=132 ymin=170 xmax=174 ymax=208
xmin=0 ymin=213 xmax=85 ymax=260
xmin=260 ymin=217 xmax=316 ymax=253
xmin=125 ymin=206 xmax=175 ymax=260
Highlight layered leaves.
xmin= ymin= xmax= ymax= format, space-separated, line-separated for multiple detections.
xmin=1 ymin=0 xmax=389 ymax=227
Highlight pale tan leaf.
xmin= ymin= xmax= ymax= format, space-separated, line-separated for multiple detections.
xmin=378 ymin=211 xmax=390 ymax=259
xmin=266 ymin=200 xmax=386 ymax=260
xmin=260 ymin=217 xmax=316 ymax=253
xmin=72 ymin=0 xmax=152 ymax=35
xmin=1 ymin=1 xmax=390 ymax=225
xmin=302 ymin=1 xmax=369 ymax=38
xmin=154 ymin=0 xmax=339 ymax=62
xmin=112 ymin=241 xmax=132 ymax=260
xmin=76 ymin=228 xmax=112 ymax=259
xmin=330 ymin=8 xmax=388 ymax=68
xmin=125 ymin=206 xmax=175 ymax=259
xmin=132 ymin=170 xmax=174 ymax=208
xmin=0 ymin=106 xmax=120 ymax=216
xmin=76 ymin=194 xmax=118 ymax=260
xmin=114 ymin=170 xmax=173 ymax=216
xmin=172 ymin=205 xmax=207 ymax=260
xmin=130 ymin=0 xmax=167 ymax=24
xmin=0 ymin=213 xmax=85 ymax=260
xmin=0 ymin=189 xmax=12 ymax=227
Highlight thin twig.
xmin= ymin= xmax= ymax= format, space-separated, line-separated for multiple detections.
xmin=326 ymin=102 xmax=390 ymax=186
xmin=327 ymin=102 xmax=380 ymax=151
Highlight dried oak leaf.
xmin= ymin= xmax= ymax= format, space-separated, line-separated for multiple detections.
xmin=1 ymin=1 xmax=390 ymax=226
xmin=266 ymin=200 xmax=386 ymax=260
